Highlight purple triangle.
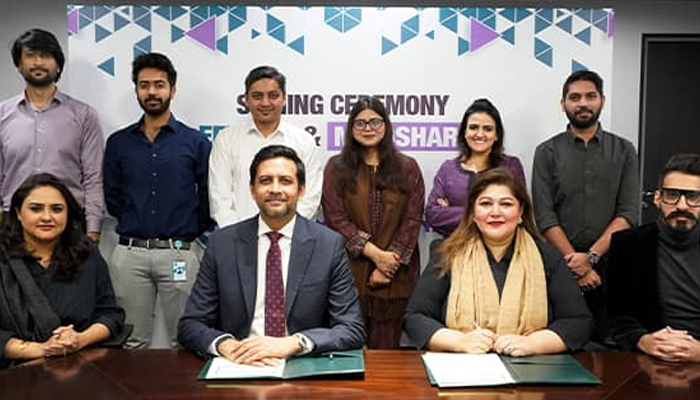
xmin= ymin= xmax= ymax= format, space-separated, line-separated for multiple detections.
xmin=67 ymin=9 xmax=79 ymax=34
xmin=470 ymin=18 xmax=499 ymax=52
xmin=186 ymin=17 xmax=216 ymax=50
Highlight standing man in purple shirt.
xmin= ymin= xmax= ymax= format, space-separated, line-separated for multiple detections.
xmin=0 ymin=29 xmax=104 ymax=240
xmin=104 ymin=52 xmax=213 ymax=348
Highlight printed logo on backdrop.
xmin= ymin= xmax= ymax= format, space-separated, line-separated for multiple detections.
xmin=67 ymin=5 xmax=613 ymax=161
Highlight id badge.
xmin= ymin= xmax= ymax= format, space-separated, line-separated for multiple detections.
xmin=172 ymin=260 xmax=187 ymax=282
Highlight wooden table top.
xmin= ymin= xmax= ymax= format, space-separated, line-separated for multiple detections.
xmin=2 ymin=349 xmax=700 ymax=400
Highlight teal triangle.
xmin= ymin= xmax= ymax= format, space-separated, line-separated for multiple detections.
xmin=536 ymin=9 xmax=553 ymax=23
xmin=267 ymin=14 xmax=285 ymax=43
xmin=535 ymin=15 xmax=551 ymax=34
xmin=536 ymin=48 xmax=553 ymax=67
xmin=557 ymin=16 xmax=572 ymax=34
xmin=439 ymin=9 xmax=458 ymax=34
xmin=575 ymin=8 xmax=593 ymax=23
xmin=79 ymin=6 xmax=95 ymax=21
xmin=98 ymin=57 xmax=115 ymax=76
xmin=572 ymin=60 xmax=587 ymax=72
xmin=154 ymin=6 xmax=171 ymax=21
xmin=288 ymin=36 xmax=304 ymax=55
xmin=171 ymin=25 xmax=186 ymax=42
xmin=79 ymin=14 xmax=93 ymax=30
xmin=230 ymin=6 xmax=247 ymax=22
xmin=94 ymin=6 xmax=111 ymax=20
xmin=190 ymin=14 xmax=204 ymax=29
xmin=229 ymin=11 xmax=246 ymax=32
xmin=172 ymin=6 xmax=187 ymax=20
xmin=133 ymin=6 xmax=149 ymax=21
xmin=557 ymin=9 xmax=567 ymax=18
xmin=134 ymin=36 xmax=151 ymax=55
xmin=251 ymin=29 xmax=260 ymax=39
xmin=381 ymin=36 xmax=398 ymax=55
xmin=501 ymin=26 xmax=515 ymax=45
xmin=95 ymin=24 xmax=111 ymax=43
xmin=120 ymin=7 xmax=130 ymax=16
xmin=426 ymin=30 xmax=435 ymax=40
xmin=499 ymin=8 xmax=516 ymax=23
xmin=210 ymin=6 xmax=227 ymax=17
xmin=216 ymin=36 xmax=228 ymax=54
xmin=515 ymin=8 xmax=532 ymax=22
xmin=401 ymin=26 xmax=416 ymax=44
xmin=458 ymin=37 xmax=469 ymax=55
xmin=575 ymin=27 xmax=591 ymax=45
xmin=535 ymin=37 xmax=550 ymax=56
xmin=135 ymin=14 xmax=151 ymax=32
xmin=594 ymin=16 xmax=609 ymax=33
xmin=114 ymin=13 xmax=129 ymax=32
xmin=404 ymin=14 xmax=419 ymax=33
xmin=192 ymin=6 xmax=209 ymax=21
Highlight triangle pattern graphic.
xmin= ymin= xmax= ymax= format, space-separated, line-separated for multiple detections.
xmin=114 ymin=13 xmax=130 ymax=32
xmin=426 ymin=30 xmax=435 ymax=40
xmin=575 ymin=27 xmax=591 ymax=45
xmin=458 ymin=37 xmax=470 ymax=55
xmin=217 ymin=35 xmax=228 ymax=54
xmin=171 ymin=25 xmax=186 ymax=42
xmin=187 ymin=17 xmax=216 ymax=50
xmin=470 ymin=18 xmax=499 ymax=52
xmin=98 ymin=57 xmax=115 ymax=76
xmin=288 ymin=36 xmax=304 ymax=55
xmin=95 ymin=24 xmax=111 ymax=43
xmin=67 ymin=9 xmax=79 ymax=34
xmin=501 ymin=26 xmax=515 ymax=45
xmin=572 ymin=59 xmax=588 ymax=73
xmin=381 ymin=36 xmax=398 ymax=55
xmin=557 ymin=15 xmax=573 ymax=33
xmin=251 ymin=29 xmax=261 ymax=39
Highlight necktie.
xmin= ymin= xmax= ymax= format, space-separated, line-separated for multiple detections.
xmin=265 ymin=231 xmax=285 ymax=337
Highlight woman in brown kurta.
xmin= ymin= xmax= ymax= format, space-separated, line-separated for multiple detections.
xmin=322 ymin=97 xmax=425 ymax=349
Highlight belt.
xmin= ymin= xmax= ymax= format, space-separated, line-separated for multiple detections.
xmin=119 ymin=236 xmax=191 ymax=250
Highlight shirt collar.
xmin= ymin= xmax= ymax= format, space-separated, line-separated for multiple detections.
xmin=257 ymin=214 xmax=297 ymax=240
xmin=566 ymin=123 xmax=603 ymax=143
xmin=18 ymin=87 xmax=63 ymax=107
xmin=131 ymin=113 xmax=178 ymax=135
xmin=246 ymin=118 xmax=287 ymax=139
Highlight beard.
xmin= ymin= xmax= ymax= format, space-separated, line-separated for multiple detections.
xmin=665 ymin=210 xmax=699 ymax=232
xmin=22 ymin=68 xmax=57 ymax=87
xmin=138 ymin=96 xmax=171 ymax=117
xmin=258 ymin=195 xmax=297 ymax=220
xmin=565 ymin=107 xmax=601 ymax=130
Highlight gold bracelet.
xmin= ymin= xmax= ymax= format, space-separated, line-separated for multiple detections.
xmin=19 ymin=340 xmax=29 ymax=351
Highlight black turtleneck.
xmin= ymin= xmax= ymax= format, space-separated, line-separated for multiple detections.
xmin=656 ymin=217 xmax=700 ymax=338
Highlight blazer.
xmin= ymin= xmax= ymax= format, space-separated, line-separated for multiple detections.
xmin=177 ymin=215 xmax=365 ymax=357
xmin=607 ymin=223 xmax=663 ymax=350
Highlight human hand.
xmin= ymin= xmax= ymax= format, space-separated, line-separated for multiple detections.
xmin=436 ymin=198 xmax=450 ymax=207
xmin=565 ymin=252 xmax=592 ymax=278
xmin=367 ymin=268 xmax=392 ymax=288
xmin=638 ymin=327 xmax=700 ymax=362
xmin=577 ymin=270 xmax=602 ymax=291
xmin=458 ymin=327 xmax=496 ymax=354
xmin=493 ymin=334 xmax=536 ymax=357
xmin=372 ymin=250 xmax=400 ymax=278
xmin=637 ymin=354 xmax=700 ymax=387
xmin=219 ymin=336 xmax=300 ymax=366
xmin=87 ymin=231 xmax=101 ymax=242
xmin=44 ymin=325 xmax=81 ymax=357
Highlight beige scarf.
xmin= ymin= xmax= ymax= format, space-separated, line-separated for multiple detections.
xmin=445 ymin=227 xmax=547 ymax=335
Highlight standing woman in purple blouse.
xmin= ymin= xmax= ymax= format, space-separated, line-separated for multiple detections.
xmin=426 ymin=99 xmax=526 ymax=237
xmin=322 ymin=98 xmax=425 ymax=349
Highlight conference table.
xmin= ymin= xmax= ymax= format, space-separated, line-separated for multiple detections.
xmin=2 ymin=349 xmax=700 ymax=400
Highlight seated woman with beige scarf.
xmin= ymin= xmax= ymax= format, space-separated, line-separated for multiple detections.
xmin=404 ymin=168 xmax=592 ymax=356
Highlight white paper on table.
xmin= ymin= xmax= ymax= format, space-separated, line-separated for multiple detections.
xmin=206 ymin=357 xmax=286 ymax=379
xmin=421 ymin=352 xmax=515 ymax=387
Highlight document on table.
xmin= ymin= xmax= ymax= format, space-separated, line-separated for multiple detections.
xmin=205 ymin=358 xmax=286 ymax=379
xmin=421 ymin=352 xmax=515 ymax=387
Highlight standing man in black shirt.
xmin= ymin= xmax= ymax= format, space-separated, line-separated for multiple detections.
xmin=532 ymin=70 xmax=639 ymax=345
xmin=103 ymin=53 xmax=213 ymax=348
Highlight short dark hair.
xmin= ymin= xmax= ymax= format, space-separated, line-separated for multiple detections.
xmin=11 ymin=28 xmax=65 ymax=82
xmin=456 ymin=98 xmax=505 ymax=168
xmin=245 ymin=66 xmax=286 ymax=94
xmin=562 ymin=70 xmax=604 ymax=98
xmin=249 ymin=145 xmax=306 ymax=188
xmin=132 ymin=52 xmax=177 ymax=86
xmin=0 ymin=173 xmax=90 ymax=278
xmin=658 ymin=153 xmax=700 ymax=188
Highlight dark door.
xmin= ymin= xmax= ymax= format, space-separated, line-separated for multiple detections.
xmin=639 ymin=35 xmax=700 ymax=224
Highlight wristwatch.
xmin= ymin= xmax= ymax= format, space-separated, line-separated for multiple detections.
xmin=586 ymin=250 xmax=600 ymax=266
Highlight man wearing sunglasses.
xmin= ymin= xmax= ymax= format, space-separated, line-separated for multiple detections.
xmin=608 ymin=153 xmax=700 ymax=362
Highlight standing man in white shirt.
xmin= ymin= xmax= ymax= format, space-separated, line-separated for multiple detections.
xmin=208 ymin=66 xmax=322 ymax=227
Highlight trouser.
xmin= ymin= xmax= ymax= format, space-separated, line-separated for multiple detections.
xmin=109 ymin=244 xmax=200 ymax=348
xmin=581 ymin=253 xmax=610 ymax=345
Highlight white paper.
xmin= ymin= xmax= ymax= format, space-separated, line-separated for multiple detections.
xmin=421 ymin=352 xmax=515 ymax=387
xmin=206 ymin=357 xmax=286 ymax=379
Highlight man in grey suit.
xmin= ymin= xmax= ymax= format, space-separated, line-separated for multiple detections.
xmin=178 ymin=145 xmax=364 ymax=365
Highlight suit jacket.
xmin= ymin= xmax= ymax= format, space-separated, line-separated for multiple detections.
xmin=178 ymin=215 xmax=365 ymax=357
xmin=607 ymin=223 xmax=661 ymax=350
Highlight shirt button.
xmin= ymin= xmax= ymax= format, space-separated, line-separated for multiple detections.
xmin=152 ymin=172 xmax=157 ymax=177
xmin=151 ymin=191 xmax=156 ymax=196
xmin=152 ymin=153 xmax=157 ymax=158
xmin=151 ymin=210 xmax=156 ymax=214
xmin=36 ymin=148 xmax=42 ymax=153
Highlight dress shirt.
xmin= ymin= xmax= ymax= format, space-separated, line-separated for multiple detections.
xmin=532 ymin=125 xmax=639 ymax=249
xmin=0 ymin=90 xmax=104 ymax=232
xmin=103 ymin=114 xmax=212 ymax=240
xmin=208 ymin=119 xmax=322 ymax=227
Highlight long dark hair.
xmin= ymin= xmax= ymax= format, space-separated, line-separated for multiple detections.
xmin=439 ymin=167 xmax=539 ymax=273
xmin=0 ymin=173 xmax=90 ymax=278
xmin=334 ymin=97 xmax=406 ymax=194
xmin=456 ymin=98 xmax=505 ymax=168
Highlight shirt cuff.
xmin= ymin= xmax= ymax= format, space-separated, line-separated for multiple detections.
xmin=346 ymin=230 xmax=371 ymax=258
xmin=208 ymin=333 xmax=234 ymax=357
xmin=294 ymin=333 xmax=315 ymax=355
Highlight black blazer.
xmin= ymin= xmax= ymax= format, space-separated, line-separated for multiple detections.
xmin=607 ymin=223 xmax=661 ymax=350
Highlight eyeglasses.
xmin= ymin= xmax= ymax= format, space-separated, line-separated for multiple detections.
xmin=659 ymin=187 xmax=700 ymax=207
xmin=352 ymin=118 xmax=384 ymax=130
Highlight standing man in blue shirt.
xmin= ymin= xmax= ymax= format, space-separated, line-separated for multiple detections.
xmin=103 ymin=52 xmax=213 ymax=348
